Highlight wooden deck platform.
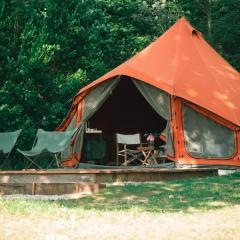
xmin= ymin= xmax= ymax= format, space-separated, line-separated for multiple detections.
xmin=0 ymin=168 xmax=218 ymax=183
xmin=0 ymin=167 xmax=218 ymax=195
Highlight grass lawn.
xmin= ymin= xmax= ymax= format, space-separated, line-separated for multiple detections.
xmin=0 ymin=172 xmax=239 ymax=240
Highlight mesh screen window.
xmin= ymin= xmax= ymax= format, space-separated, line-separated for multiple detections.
xmin=183 ymin=105 xmax=235 ymax=159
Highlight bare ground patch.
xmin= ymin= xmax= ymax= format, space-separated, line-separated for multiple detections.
xmin=0 ymin=205 xmax=240 ymax=240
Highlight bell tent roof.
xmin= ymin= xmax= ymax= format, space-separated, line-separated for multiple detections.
xmin=77 ymin=17 xmax=240 ymax=126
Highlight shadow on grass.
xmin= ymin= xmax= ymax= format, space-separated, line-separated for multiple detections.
xmin=52 ymin=172 xmax=240 ymax=213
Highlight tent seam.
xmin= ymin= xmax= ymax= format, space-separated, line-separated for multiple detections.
xmin=171 ymin=19 xmax=184 ymax=96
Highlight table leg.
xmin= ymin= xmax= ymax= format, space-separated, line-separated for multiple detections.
xmin=141 ymin=150 xmax=152 ymax=165
xmin=149 ymin=150 xmax=158 ymax=165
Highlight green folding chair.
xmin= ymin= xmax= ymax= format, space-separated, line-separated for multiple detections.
xmin=0 ymin=129 xmax=22 ymax=169
xmin=18 ymin=129 xmax=77 ymax=169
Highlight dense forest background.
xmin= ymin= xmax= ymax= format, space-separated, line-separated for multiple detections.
xmin=0 ymin=0 xmax=240 ymax=152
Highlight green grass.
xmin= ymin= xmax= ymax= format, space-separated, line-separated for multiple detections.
xmin=0 ymin=172 xmax=240 ymax=215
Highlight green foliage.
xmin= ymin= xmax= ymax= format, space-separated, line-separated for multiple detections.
xmin=0 ymin=0 xmax=239 ymax=168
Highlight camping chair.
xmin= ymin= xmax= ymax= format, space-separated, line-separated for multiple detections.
xmin=116 ymin=133 xmax=145 ymax=166
xmin=0 ymin=129 xmax=22 ymax=169
xmin=17 ymin=129 xmax=77 ymax=169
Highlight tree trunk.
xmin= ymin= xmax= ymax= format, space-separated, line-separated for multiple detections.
xmin=207 ymin=0 xmax=212 ymax=39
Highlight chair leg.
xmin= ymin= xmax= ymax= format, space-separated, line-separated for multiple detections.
xmin=116 ymin=145 xmax=119 ymax=166
xmin=24 ymin=156 xmax=43 ymax=170
xmin=45 ymin=158 xmax=55 ymax=169
xmin=122 ymin=156 xmax=140 ymax=166
xmin=124 ymin=144 xmax=127 ymax=164
xmin=121 ymin=151 xmax=144 ymax=166
xmin=44 ymin=154 xmax=60 ymax=169
xmin=0 ymin=157 xmax=8 ymax=170
xmin=55 ymin=154 xmax=60 ymax=169
xmin=0 ymin=152 xmax=13 ymax=170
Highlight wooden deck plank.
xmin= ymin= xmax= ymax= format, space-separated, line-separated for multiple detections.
xmin=0 ymin=168 xmax=218 ymax=175
xmin=0 ymin=173 xmax=95 ymax=184
xmin=0 ymin=168 xmax=218 ymax=184
xmin=0 ymin=183 xmax=105 ymax=195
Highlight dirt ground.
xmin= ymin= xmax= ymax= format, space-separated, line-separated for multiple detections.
xmin=0 ymin=205 xmax=239 ymax=240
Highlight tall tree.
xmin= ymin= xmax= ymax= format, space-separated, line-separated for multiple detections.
xmin=0 ymin=0 xmax=239 ymax=169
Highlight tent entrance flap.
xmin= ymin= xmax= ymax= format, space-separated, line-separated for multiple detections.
xmin=87 ymin=77 xmax=168 ymax=164
xmin=89 ymin=78 xmax=167 ymax=134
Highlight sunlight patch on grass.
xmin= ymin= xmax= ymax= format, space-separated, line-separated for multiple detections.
xmin=208 ymin=201 xmax=228 ymax=207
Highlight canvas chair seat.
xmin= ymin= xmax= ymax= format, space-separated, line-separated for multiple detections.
xmin=18 ymin=129 xmax=77 ymax=169
xmin=0 ymin=129 xmax=22 ymax=169
xmin=125 ymin=149 xmax=142 ymax=154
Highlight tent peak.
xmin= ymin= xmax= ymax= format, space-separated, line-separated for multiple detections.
xmin=177 ymin=16 xmax=201 ymax=37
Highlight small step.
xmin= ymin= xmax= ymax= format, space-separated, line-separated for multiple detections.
xmin=0 ymin=172 xmax=95 ymax=184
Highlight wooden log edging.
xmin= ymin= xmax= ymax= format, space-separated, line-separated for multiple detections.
xmin=95 ymin=168 xmax=218 ymax=183
xmin=0 ymin=182 xmax=105 ymax=195
xmin=0 ymin=168 xmax=218 ymax=185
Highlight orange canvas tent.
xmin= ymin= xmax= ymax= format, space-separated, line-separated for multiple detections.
xmin=58 ymin=17 xmax=240 ymax=167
